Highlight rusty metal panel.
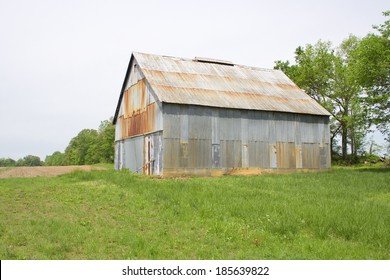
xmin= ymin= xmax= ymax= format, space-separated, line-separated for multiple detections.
xmin=118 ymin=77 xmax=163 ymax=140
xmin=133 ymin=52 xmax=330 ymax=116
xmin=302 ymin=143 xmax=320 ymax=169
xmin=276 ymin=142 xmax=296 ymax=169
xmin=295 ymin=144 xmax=303 ymax=169
xmin=121 ymin=102 xmax=159 ymax=138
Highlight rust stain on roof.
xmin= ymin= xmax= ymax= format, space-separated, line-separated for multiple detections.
xmin=118 ymin=52 xmax=331 ymax=117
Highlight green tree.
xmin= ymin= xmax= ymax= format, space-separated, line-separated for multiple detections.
xmin=21 ymin=155 xmax=42 ymax=166
xmin=97 ymin=117 xmax=115 ymax=163
xmin=0 ymin=158 xmax=16 ymax=167
xmin=275 ymin=38 xmax=366 ymax=159
xmin=64 ymin=129 xmax=99 ymax=165
xmin=349 ymin=11 xmax=390 ymax=134
xmin=45 ymin=151 xmax=66 ymax=166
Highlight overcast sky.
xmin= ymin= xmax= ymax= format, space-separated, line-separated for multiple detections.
xmin=0 ymin=0 xmax=388 ymax=160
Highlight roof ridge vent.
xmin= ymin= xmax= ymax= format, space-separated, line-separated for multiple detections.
xmin=194 ymin=57 xmax=234 ymax=66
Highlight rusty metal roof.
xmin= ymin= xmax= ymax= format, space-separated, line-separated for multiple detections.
xmin=114 ymin=52 xmax=330 ymax=123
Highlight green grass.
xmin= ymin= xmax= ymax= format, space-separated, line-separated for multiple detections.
xmin=0 ymin=166 xmax=389 ymax=259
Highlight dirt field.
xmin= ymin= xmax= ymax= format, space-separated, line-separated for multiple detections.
xmin=0 ymin=166 xmax=106 ymax=179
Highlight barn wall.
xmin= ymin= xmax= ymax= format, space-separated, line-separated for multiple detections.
xmin=162 ymin=104 xmax=330 ymax=176
xmin=114 ymin=58 xmax=163 ymax=175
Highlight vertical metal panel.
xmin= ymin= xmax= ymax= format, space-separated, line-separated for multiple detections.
xmin=163 ymin=103 xmax=180 ymax=139
xmin=276 ymin=142 xmax=296 ymax=169
xmin=212 ymin=144 xmax=220 ymax=168
xmin=234 ymin=140 xmax=242 ymax=167
xmin=151 ymin=132 xmax=163 ymax=175
xmin=232 ymin=110 xmax=241 ymax=140
xmin=294 ymin=115 xmax=301 ymax=145
xmin=257 ymin=142 xmax=270 ymax=168
xmin=158 ymin=103 xmax=330 ymax=174
xmin=179 ymin=142 xmax=189 ymax=168
xmin=188 ymin=105 xmax=212 ymax=140
xmin=302 ymin=143 xmax=319 ymax=169
xmin=242 ymin=144 xmax=249 ymax=168
xmin=188 ymin=139 xmax=212 ymax=168
xmin=295 ymin=144 xmax=302 ymax=169
xmin=122 ymin=136 xmax=143 ymax=172
xmin=114 ymin=141 xmax=120 ymax=170
xmin=268 ymin=112 xmax=276 ymax=144
xmin=163 ymin=138 xmax=180 ymax=169
xmin=115 ymin=118 xmax=122 ymax=141
xmin=180 ymin=105 xmax=189 ymax=143
xmin=125 ymin=59 xmax=145 ymax=90
xmin=319 ymin=144 xmax=329 ymax=169
xmin=270 ymin=144 xmax=277 ymax=168
xmin=212 ymin=109 xmax=219 ymax=144
xmin=241 ymin=112 xmax=248 ymax=144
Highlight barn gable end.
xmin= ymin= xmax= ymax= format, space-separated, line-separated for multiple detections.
xmin=114 ymin=56 xmax=163 ymax=175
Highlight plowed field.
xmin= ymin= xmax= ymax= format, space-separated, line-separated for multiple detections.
xmin=0 ymin=166 xmax=105 ymax=178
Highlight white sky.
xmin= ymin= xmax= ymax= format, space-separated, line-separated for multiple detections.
xmin=0 ymin=0 xmax=388 ymax=160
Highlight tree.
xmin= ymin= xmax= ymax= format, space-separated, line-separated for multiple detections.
xmin=45 ymin=151 xmax=66 ymax=166
xmin=45 ymin=117 xmax=115 ymax=166
xmin=20 ymin=155 xmax=42 ymax=166
xmin=64 ymin=129 xmax=99 ymax=165
xmin=0 ymin=158 xmax=16 ymax=167
xmin=275 ymin=38 xmax=366 ymax=159
xmin=97 ymin=117 xmax=115 ymax=163
xmin=349 ymin=11 xmax=390 ymax=135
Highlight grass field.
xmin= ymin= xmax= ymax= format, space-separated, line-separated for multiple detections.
xmin=0 ymin=166 xmax=389 ymax=259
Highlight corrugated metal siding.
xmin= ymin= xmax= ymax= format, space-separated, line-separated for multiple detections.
xmin=115 ymin=59 xmax=163 ymax=142
xmin=134 ymin=52 xmax=330 ymax=116
xmin=115 ymin=131 xmax=163 ymax=175
xmin=114 ymin=52 xmax=331 ymax=175
xmin=162 ymin=103 xmax=330 ymax=174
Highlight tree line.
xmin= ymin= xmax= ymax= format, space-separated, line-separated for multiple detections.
xmin=274 ymin=11 xmax=390 ymax=163
xmin=0 ymin=118 xmax=115 ymax=167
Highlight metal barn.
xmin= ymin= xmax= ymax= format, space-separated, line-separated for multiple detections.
xmin=113 ymin=52 xmax=331 ymax=176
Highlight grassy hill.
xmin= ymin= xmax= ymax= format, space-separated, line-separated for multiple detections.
xmin=0 ymin=166 xmax=389 ymax=259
